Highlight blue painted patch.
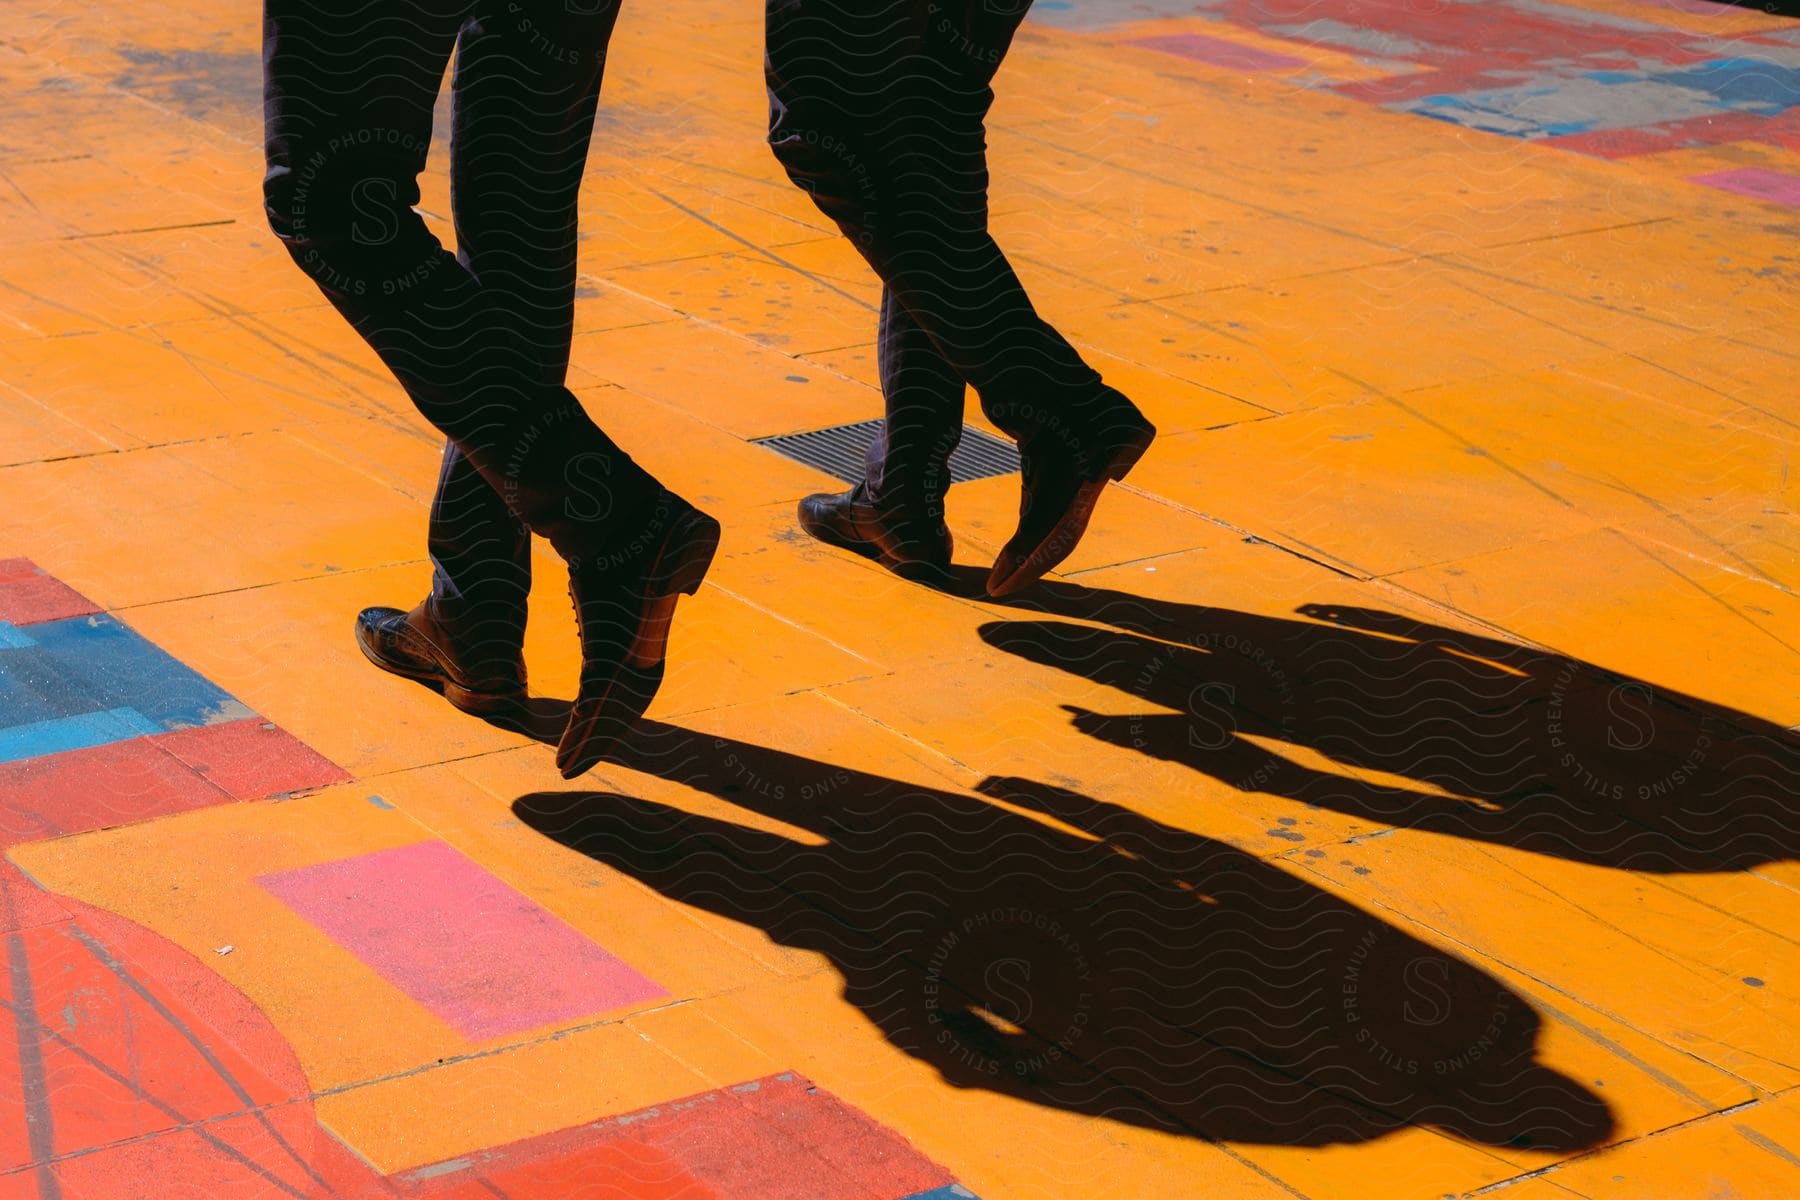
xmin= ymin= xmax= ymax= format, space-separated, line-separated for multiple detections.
xmin=0 ymin=707 xmax=160 ymax=763
xmin=1655 ymin=58 xmax=1800 ymax=112
xmin=0 ymin=613 xmax=249 ymax=745
xmin=901 ymin=1187 xmax=981 ymax=1200
xmin=0 ymin=623 xmax=35 ymax=650
xmin=1583 ymin=69 xmax=1642 ymax=85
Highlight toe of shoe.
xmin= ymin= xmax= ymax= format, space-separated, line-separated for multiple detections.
xmin=354 ymin=606 xmax=405 ymax=636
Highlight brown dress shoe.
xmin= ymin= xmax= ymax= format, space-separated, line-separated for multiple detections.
xmin=797 ymin=483 xmax=952 ymax=583
xmin=557 ymin=491 xmax=720 ymax=780
xmin=354 ymin=600 xmax=527 ymax=715
xmin=987 ymin=390 xmax=1156 ymax=598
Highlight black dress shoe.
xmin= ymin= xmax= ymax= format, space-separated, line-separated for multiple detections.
xmin=557 ymin=491 xmax=720 ymax=779
xmin=354 ymin=600 xmax=527 ymax=716
xmin=987 ymin=389 xmax=1156 ymax=598
xmin=797 ymin=483 xmax=952 ymax=583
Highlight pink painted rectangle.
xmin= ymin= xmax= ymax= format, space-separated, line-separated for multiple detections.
xmin=1129 ymin=33 xmax=1308 ymax=72
xmin=1643 ymin=0 xmax=1745 ymax=14
xmin=257 ymin=840 xmax=666 ymax=1041
xmin=1691 ymin=167 xmax=1800 ymax=207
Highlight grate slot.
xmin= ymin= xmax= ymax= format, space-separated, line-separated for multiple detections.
xmin=752 ymin=419 xmax=1020 ymax=486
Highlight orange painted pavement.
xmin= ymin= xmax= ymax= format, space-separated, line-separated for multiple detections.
xmin=1 ymin=0 xmax=1798 ymax=1197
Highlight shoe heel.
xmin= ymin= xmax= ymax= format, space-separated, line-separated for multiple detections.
xmin=441 ymin=679 xmax=522 ymax=717
xmin=1103 ymin=422 xmax=1156 ymax=484
xmin=626 ymin=511 xmax=720 ymax=670
xmin=650 ymin=510 xmax=720 ymax=597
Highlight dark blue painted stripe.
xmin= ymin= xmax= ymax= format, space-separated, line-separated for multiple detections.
xmin=0 ymin=613 xmax=248 ymax=733
xmin=900 ymin=1186 xmax=981 ymax=1200
xmin=0 ymin=622 xmax=34 ymax=649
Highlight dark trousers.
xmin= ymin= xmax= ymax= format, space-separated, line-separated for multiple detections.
xmin=765 ymin=0 xmax=1106 ymax=511
xmin=263 ymin=0 xmax=659 ymax=656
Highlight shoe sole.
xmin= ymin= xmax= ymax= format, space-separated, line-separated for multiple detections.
xmin=557 ymin=509 xmax=721 ymax=779
xmin=986 ymin=421 xmax=1156 ymax=599
xmin=352 ymin=624 xmax=526 ymax=717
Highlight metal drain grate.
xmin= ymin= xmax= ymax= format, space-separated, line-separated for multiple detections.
xmin=752 ymin=419 xmax=1020 ymax=486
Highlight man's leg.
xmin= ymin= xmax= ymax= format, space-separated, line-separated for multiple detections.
xmin=767 ymin=0 xmax=1153 ymax=594
xmin=263 ymin=0 xmax=663 ymax=561
xmin=798 ymin=283 xmax=963 ymax=577
xmin=412 ymin=0 xmax=629 ymax=696
xmin=768 ymin=1 xmax=1093 ymax=423
xmin=867 ymin=284 xmax=964 ymax=513
xmin=267 ymin=0 xmax=718 ymax=772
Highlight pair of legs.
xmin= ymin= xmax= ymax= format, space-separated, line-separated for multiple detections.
xmin=766 ymin=0 xmax=1154 ymax=593
xmin=263 ymin=0 xmax=718 ymax=775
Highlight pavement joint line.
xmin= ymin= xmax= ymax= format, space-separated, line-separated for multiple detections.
xmin=814 ymin=689 xmax=981 ymax=778
xmin=1581 ymin=475 xmax=1793 ymax=595
xmin=1285 ymin=852 xmax=1779 ymax=1101
xmin=1615 ymin=527 xmax=1800 ymax=656
xmin=1635 ymin=871 xmax=1800 ymax=953
xmin=0 ymin=433 xmax=235 ymax=472
xmin=308 ymin=996 xmax=701 ymax=1102
xmin=645 ymin=185 xmax=879 ymax=312
xmin=52 ymin=217 xmax=238 ymax=243
xmin=101 ymin=556 xmax=434 ymax=616
xmin=1465 ymin=1096 xmax=1774 ymax=1198
xmin=698 ymin=581 xmax=882 ymax=666
xmin=1736 ymin=1122 xmax=1800 ymax=1170
xmin=1058 ymin=542 xmax=1219 ymax=577
xmin=1342 ymin=367 xmax=1583 ymax=510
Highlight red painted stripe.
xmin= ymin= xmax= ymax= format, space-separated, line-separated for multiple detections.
xmin=1546 ymin=108 xmax=1800 ymax=158
xmin=0 ymin=735 xmax=233 ymax=848
xmin=152 ymin=717 xmax=349 ymax=802
xmin=1128 ymin=34 xmax=1309 ymax=72
xmin=0 ymin=559 xmax=100 ymax=627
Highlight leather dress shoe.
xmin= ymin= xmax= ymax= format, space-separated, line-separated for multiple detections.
xmin=354 ymin=600 xmax=526 ymax=716
xmin=987 ymin=389 xmax=1156 ymax=598
xmin=557 ymin=489 xmax=720 ymax=779
xmin=797 ymin=483 xmax=952 ymax=583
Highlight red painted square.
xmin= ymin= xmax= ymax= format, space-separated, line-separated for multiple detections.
xmin=476 ymin=1139 xmax=715 ymax=1200
xmin=154 ymin=717 xmax=349 ymax=801
xmin=0 ymin=560 xmax=100 ymax=627
xmin=258 ymin=841 xmax=667 ymax=1042
xmin=396 ymin=1073 xmax=957 ymax=1200
xmin=0 ymin=736 xmax=233 ymax=849
xmin=677 ymin=1076 xmax=952 ymax=1199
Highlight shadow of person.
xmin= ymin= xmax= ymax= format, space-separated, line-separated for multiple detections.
xmin=965 ymin=572 xmax=1798 ymax=873
xmin=515 ymin=721 xmax=1612 ymax=1150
